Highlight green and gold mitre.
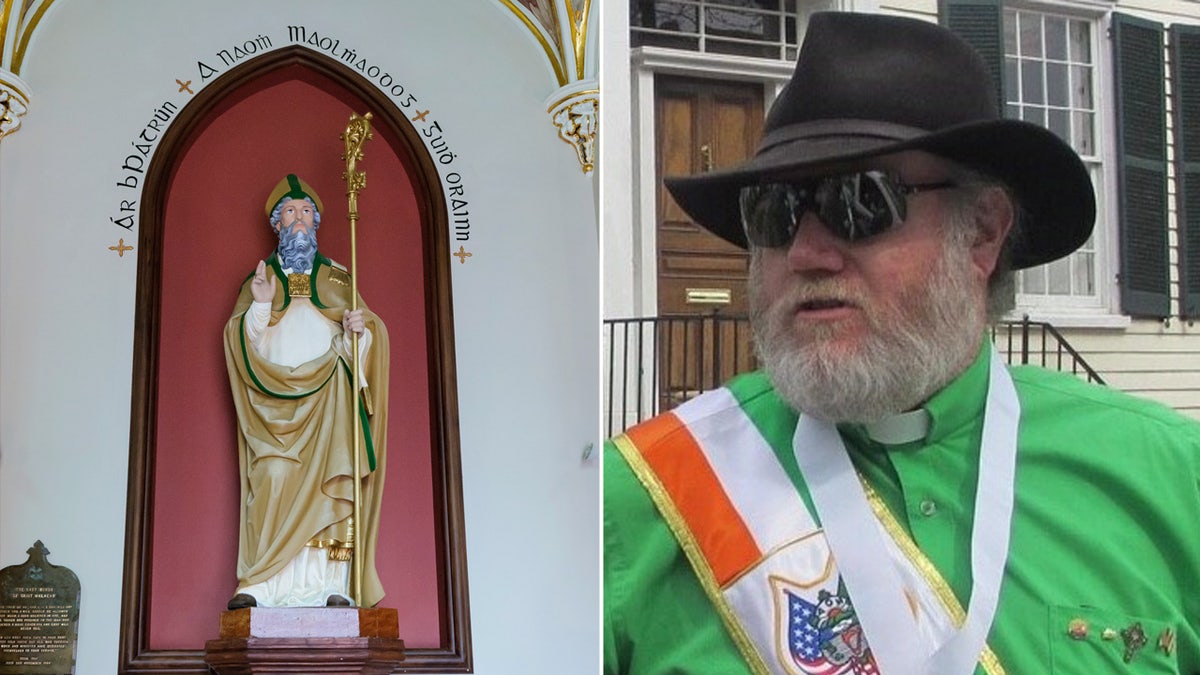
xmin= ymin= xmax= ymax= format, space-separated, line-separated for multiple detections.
xmin=264 ymin=173 xmax=324 ymax=215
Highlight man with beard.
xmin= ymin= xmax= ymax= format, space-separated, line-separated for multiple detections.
xmin=604 ymin=12 xmax=1200 ymax=675
xmin=223 ymin=174 xmax=390 ymax=610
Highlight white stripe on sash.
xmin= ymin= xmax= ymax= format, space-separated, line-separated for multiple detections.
xmin=673 ymin=389 xmax=818 ymax=557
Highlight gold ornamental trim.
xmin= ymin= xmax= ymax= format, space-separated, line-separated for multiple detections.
xmin=306 ymin=538 xmax=354 ymax=562
xmin=11 ymin=0 xmax=56 ymax=74
xmin=0 ymin=1 xmax=13 ymax=62
xmin=565 ymin=0 xmax=592 ymax=81
xmin=0 ymin=73 xmax=28 ymax=106
xmin=496 ymin=0 xmax=568 ymax=86
xmin=545 ymin=87 xmax=598 ymax=113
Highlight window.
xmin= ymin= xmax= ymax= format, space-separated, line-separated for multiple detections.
xmin=1004 ymin=8 xmax=1106 ymax=313
xmin=630 ymin=0 xmax=799 ymax=60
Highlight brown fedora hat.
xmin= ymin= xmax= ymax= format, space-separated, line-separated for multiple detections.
xmin=664 ymin=11 xmax=1095 ymax=270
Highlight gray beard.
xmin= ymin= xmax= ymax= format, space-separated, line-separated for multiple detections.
xmin=749 ymin=240 xmax=984 ymax=424
xmin=278 ymin=223 xmax=318 ymax=272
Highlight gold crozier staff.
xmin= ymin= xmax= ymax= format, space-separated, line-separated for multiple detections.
xmin=341 ymin=111 xmax=374 ymax=605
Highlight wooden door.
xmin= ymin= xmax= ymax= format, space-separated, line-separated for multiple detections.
xmin=655 ymin=75 xmax=763 ymax=406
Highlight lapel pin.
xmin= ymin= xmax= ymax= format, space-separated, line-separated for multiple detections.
xmin=1158 ymin=627 xmax=1176 ymax=656
xmin=1121 ymin=622 xmax=1148 ymax=663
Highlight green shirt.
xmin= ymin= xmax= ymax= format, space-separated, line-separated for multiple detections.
xmin=604 ymin=347 xmax=1200 ymax=674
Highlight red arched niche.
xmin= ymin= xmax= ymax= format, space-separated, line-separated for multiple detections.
xmin=122 ymin=48 xmax=467 ymax=673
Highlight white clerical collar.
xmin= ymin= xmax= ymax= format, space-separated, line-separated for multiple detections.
xmin=864 ymin=409 xmax=931 ymax=445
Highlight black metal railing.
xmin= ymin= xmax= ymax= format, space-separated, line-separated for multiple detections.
xmin=989 ymin=319 xmax=1106 ymax=384
xmin=603 ymin=314 xmax=1104 ymax=436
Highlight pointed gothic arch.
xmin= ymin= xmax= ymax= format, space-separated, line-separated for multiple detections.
xmin=119 ymin=45 xmax=470 ymax=673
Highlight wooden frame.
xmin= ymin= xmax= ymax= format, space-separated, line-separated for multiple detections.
xmin=119 ymin=46 xmax=471 ymax=673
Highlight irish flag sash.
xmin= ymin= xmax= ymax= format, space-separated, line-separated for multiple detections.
xmin=613 ymin=386 xmax=1005 ymax=675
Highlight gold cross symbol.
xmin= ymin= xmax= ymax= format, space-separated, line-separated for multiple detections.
xmin=452 ymin=246 xmax=472 ymax=264
xmin=412 ymin=109 xmax=430 ymax=122
xmin=109 ymin=238 xmax=134 ymax=257
xmin=176 ymin=79 xmax=193 ymax=94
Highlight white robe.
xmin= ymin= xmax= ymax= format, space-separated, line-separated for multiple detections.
xmin=235 ymin=277 xmax=372 ymax=608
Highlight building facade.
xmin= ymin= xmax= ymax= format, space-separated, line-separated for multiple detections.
xmin=602 ymin=0 xmax=1200 ymax=422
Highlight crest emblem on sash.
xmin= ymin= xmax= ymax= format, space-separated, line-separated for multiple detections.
xmin=773 ymin=576 xmax=879 ymax=675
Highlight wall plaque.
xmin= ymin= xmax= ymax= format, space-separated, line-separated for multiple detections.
xmin=0 ymin=541 xmax=80 ymax=675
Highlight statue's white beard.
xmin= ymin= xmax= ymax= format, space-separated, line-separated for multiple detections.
xmin=749 ymin=238 xmax=984 ymax=424
xmin=278 ymin=222 xmax=318 ymax=272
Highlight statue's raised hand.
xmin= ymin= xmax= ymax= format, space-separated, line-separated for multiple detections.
xmin=250 ymin=260 xmax=276 ymax=304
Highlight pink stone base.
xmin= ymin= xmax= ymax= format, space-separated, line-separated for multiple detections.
xmin=219 ymin=606 xmax=400 ymax=638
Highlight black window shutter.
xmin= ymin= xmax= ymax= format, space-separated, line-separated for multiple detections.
xmin=1170 ymin=24 xmax=1200 ymax=320
xmin=1113 ymin=13 xmax=1170 ymax=318
xmin=939 ymin=0 xmax=1004 ymax=115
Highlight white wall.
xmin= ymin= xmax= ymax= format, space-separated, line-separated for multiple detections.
xmin=600 ymin=0 xmax=636 ymax=320
xmin=0 ymin=1 xmax=599 ymax=673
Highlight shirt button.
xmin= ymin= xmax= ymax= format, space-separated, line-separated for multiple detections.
xmin=919 ymin=499 xmax=937 ymax=517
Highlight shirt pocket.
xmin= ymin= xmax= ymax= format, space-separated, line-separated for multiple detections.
xmin=1049 ymin=605 xmax=1180 ymax=674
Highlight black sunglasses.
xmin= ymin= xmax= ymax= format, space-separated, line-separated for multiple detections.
xmin=738 ymin=170 xmax=957 ymax=248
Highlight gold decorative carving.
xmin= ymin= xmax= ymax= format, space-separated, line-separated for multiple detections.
xmin=0 ymin=72 xmax=30 ymax=140
xmin=287 ymin=273 xmax=310 ymax=297
xmin=547 ymin=87 xmax=598 ymax=174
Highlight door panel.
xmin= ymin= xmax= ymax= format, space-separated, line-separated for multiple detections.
xmin=655 ymin=75 xmax=764 ymax=405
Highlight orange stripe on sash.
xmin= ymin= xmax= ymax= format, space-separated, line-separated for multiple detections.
xmin=627 ymin=413 xmax=762 ymax=586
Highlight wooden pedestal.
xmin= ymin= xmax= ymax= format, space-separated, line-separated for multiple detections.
xmin=204 ymin=608 xmax=404 ymax=674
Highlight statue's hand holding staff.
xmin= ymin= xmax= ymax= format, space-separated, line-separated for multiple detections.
xmin=342 ymin=309 xmax=365 ymax=336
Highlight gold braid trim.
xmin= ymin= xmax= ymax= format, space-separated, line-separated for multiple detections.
xmin=612 ymin=434 xmax=771 ymax=675
xmin=860 ymin=479 xmax=1007 ymax=675
xmin=306 ymin=538 xmax=353 ymax=562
